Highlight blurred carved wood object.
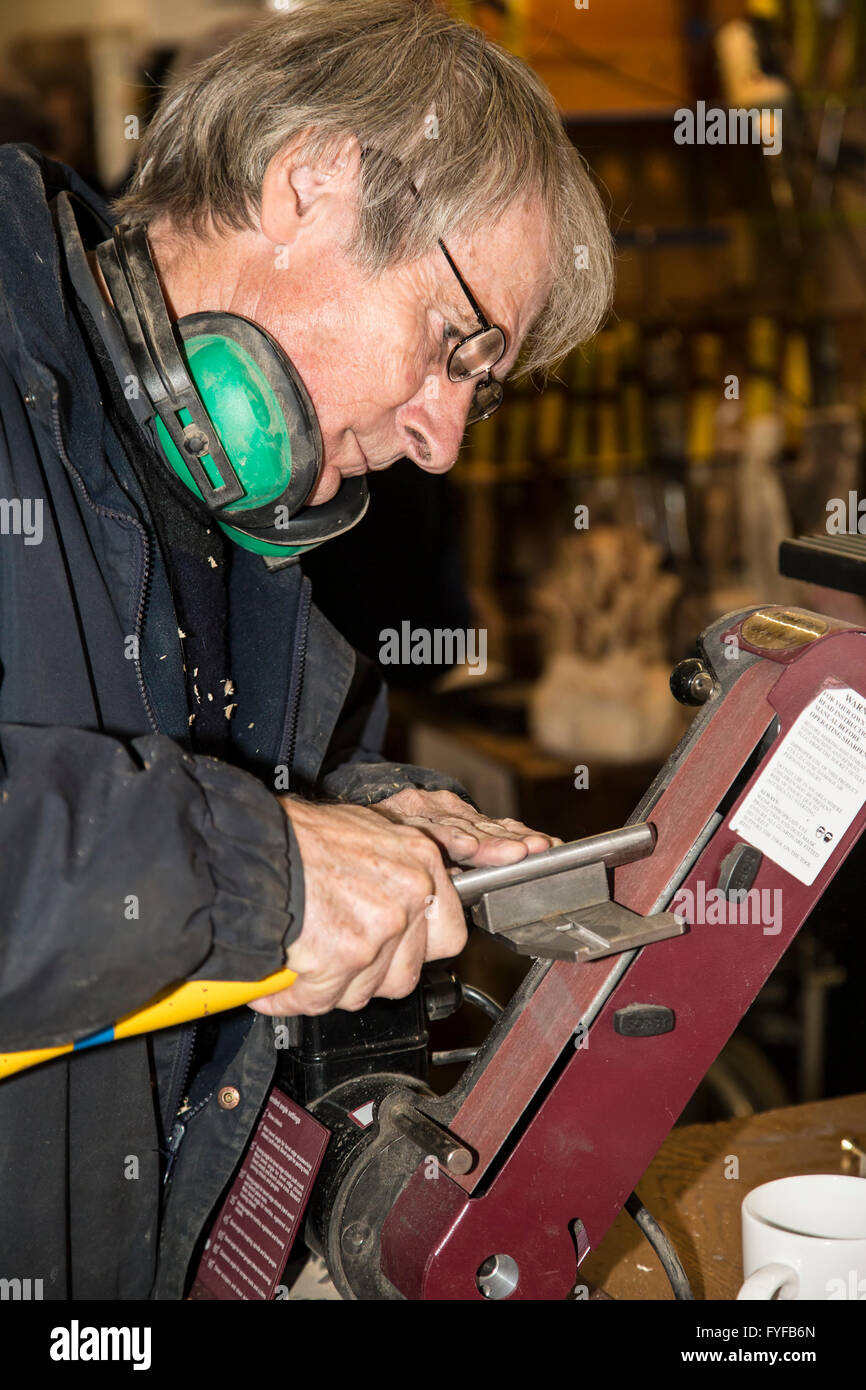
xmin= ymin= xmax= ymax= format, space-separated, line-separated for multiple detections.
xmin=528 ymin=526 xmax=684 ymax=763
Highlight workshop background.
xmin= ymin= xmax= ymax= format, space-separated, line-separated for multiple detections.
xmin=3 ymin=0 xmax=865 ymax=1118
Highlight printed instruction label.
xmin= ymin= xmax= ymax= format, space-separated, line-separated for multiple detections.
xmin=730 ymin=685 xmax=866 ymax=886
xmin=190 ymin=1088 xmax=329 ymax=1301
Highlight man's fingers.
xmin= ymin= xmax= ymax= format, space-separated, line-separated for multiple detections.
xmin=497 ymin=817 xmax=561 ymax=849
xmin=422 ymin=863 xmax=469 ymax=960
xmin=331 ymin=935 xmax=408 ymax=1011
xmin=397 ymin=813 xmax=479 ymax=847
xmin=371 ymin=790 xmax=562 ymax=863
xmin=248 ymin=986 xmax=299 ymax=1015
xmin=360 ymin=915 xmax=430 ymax=1004
xmin=387 ymin=816 xmax=479 ymax=863
xmin=383 ymin=810 xmax=543 ymax=865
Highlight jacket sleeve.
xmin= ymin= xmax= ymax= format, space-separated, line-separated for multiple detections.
xmin=316 ymin=648 xmax=480 ymax=809
xmin=0 ymin=724 xmax=303 ymax=1051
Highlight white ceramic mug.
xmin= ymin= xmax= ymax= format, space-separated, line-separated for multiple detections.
xmin=737 ymin=1174 xmax=866 ymax=1300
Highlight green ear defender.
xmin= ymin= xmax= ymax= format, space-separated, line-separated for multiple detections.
xmin=95 ymin=224 xmax=368 ymax=559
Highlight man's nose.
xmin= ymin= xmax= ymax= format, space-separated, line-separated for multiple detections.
xmin=398 ymin=378 xmax=474 ymax=473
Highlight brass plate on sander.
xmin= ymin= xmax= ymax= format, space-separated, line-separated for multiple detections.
xmin=740 ymin=608 xmax=829 ymax=651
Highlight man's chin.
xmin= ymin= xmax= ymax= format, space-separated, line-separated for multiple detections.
xmin=304 ymin=466 xmax=343 ymax=505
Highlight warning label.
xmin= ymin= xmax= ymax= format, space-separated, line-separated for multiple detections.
xmin=190 ymin=1089 xmax=329 ymax=1301
xmin=731 ymin=685 xmax=866 ymax=886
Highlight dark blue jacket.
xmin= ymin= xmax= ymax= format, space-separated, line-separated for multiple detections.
xmin=0 ymin=144 xmax=467 ymax=1299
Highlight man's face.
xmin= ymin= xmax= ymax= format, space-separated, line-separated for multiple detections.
xmin=238 ymin=166 xmax=553 ymax=504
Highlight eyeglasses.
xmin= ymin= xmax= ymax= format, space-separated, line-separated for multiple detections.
xmin=436 ymin=238 xmax=507 ymax=425
xmin=359 ymin=148 xmax=507 ymax=426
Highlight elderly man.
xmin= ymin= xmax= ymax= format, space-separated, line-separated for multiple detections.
xmin=0 ymin=0 xmax=612 ymax=1299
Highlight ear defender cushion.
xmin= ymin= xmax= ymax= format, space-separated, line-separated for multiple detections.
xmin=154 ymin=313 xmax=323 ymax=521
xmin=155 ymin=334 xmax=293 ymax=508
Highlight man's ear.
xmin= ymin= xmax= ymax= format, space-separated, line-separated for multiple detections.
xmin=259 ymin=133 xmax=362 ymax=249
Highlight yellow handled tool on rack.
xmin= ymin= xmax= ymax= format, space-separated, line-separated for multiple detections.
xmin=0 ymin=966 xmax=297 ymax=1081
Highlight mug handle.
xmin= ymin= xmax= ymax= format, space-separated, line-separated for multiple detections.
xmin=736 ymin=1262 xmax=798 ymax=1301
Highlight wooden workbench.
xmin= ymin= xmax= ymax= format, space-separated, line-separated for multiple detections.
xmin=580 ymin=1093 xmax=866 ymax=1300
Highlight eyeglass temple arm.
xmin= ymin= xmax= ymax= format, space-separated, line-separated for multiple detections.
xmin=361 ymin=148 xmax=498 ymax=343
xmin=436 ymin=237 xmax=492 ymax=331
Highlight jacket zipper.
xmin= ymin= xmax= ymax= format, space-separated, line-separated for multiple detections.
xmin=281 ymin=575 xmax=312 ymax=789
xmin=162 ymin=1084 xmax=215 ymax=1189
xmin=50 ymin=395 xmax=159 ymax=734
xmin=165 ymin=560 xmax=311 ymax=1184
xmin=51 ymin=391 xmax=195 ymax=1179
xmin=160 ymin=1019 xmax=197 ymax=1175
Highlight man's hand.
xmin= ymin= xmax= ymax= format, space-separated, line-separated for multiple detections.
xmin=248 ymin=798 xmax=467 ymax=1017
xmin=369 ymin=787 xmax=562 ymax=868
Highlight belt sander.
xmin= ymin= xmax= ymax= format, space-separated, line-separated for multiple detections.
xmin=287 ymin=603 xmax=866 ymax=1300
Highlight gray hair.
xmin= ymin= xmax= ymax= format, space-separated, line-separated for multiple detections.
xmin=114 ymin=0 xmax=614 ymax=377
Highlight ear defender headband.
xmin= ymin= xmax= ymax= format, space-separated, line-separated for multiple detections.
xmin=95 ymin=223 xmax=368 ymax=559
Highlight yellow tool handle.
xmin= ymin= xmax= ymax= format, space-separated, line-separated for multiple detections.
xmin=0 ymin=966 xmax=297 ymax=1081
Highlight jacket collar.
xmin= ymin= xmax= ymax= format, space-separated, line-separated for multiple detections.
xmin=0 ymin=144 xmax=138 ymax=513
xmin=0 ymin=143 xmax=112 ymax=388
